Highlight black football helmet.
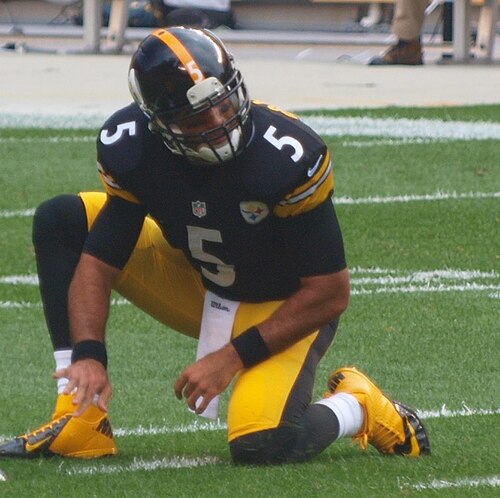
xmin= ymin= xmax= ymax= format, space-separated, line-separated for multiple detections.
xmin=129 ymin=26 xmax=252 ymax=164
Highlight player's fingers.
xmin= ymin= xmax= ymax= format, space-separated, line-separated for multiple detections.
xmin=173 ymin=373 xmax=188 ymax=400
xmin=97 ymin=384 xmax=112 ymax=413
xmin=194 ymin=396 xmax=208 ymax=414
xmin=62 ymin=376 xmax=79 ymax=396
xmin=52 ymin=368 xmax=68 ymax=379
xmin=72 ymin=383 xmax=94 ymax=417
xmin=187 ymin=387 xmax=206 ymax=412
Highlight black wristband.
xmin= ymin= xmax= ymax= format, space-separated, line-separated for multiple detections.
xmin=71 ymin=340 xmax=108 ymax=369
xmin=231 ymin=326 xmax=271 ymax=368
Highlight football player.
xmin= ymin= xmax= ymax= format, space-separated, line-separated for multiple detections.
xmin=0 ymin=27 xmax=429 ymax=463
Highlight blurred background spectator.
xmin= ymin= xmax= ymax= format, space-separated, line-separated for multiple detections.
xmin=74 ymin=0 xmax=235 ymax=29
xmin=369 ymin=0 xmax=430 ymax=65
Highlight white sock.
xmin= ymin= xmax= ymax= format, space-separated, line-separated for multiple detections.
xmin=315 ymin=392 xmax=365 ymax=439
xmin=54 ymin=349 xmax=72 ymax=394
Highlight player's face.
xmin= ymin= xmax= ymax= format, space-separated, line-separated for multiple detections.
xmin=169 ymin=97 xmax=239 ymax=147
xmin=153 ymin=90 xmax=246 ymax=164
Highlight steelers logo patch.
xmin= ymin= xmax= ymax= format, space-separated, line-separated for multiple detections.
xmin=239 ymin=201 xmax=269 ymax=225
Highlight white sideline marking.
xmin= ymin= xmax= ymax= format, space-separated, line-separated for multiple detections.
xmin=62 ymin=456 xmax=220 ymax=476
xmin=303 ymin=116 xmax=500 ymax=140
xmin=0 ymin=191 xmax=497 ymax=221
xmin=405 ymin=475 xmax=500 ymax=491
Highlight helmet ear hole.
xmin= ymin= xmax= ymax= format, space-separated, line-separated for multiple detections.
xmin=129 ymin=27 xmax=252 ymax=164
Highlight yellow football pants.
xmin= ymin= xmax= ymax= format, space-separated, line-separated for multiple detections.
xmin=80 ymin=191 xmax=320 ymax=441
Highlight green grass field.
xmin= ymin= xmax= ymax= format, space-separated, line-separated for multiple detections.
xmin=0 ymin=104 xmax=499 ymax=497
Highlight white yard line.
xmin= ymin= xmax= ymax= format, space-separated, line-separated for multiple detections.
xmin=0 ymin=298 xmax=129 ymax=308
xmin=418 ymin=405 xmax=500 ymax=419
xmin=1 ymin=405 xmax=497 ymax=444
xmin=335 ymin=191 xmax=499 ymax=205
xmin=113 ymin=419 xmax=228 ymax=437
xmin=404 ymin=475 xmax=500 ymax=491
xmin=0 ymin=136 xmax=95 ymax=144
xmin=351 ymin=269 xmax=499 ymax=285
xmin=340 ymin=137 xmax=443 ymax=147
xmin=351 ymin=283 xmax=500 ymax=296
xmin=0 ymin=208 xmax=35 ymax=219
xmin=0 ymin=136 xmax=488 ymax=148
xmin=2 ymin=115 xmax=500 ymax=140
xmin=0 ymin=191 xmax=497 ymax=221
xmin=2 ymin=406 xmax=498 ymax=477
xmin=57 ymin=407 xmax=499 ymax=477
xmin=303 ymin=116 xmax=500 ymax=140
xmin=62 ymin=456 xmax=220 ymax=476
xmin=1 ymin=267 xmax=499 ymax=307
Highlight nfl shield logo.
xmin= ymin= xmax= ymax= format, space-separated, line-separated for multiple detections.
xmin=192 ymin=200 xmax=207 ymax=218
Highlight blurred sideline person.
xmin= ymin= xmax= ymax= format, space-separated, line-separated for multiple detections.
xmin=0 ymin=27 xmax=430 ymax=464
xmin=370 ymin=0 xmax=430 ymax=65
xmin=79 ymin=0 xmax=235 ymax=29
xmin=161 ymin=0 xmax=235 ymax=28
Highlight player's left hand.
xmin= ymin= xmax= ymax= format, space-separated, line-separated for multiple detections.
xmin=174 ymin=344 xmax=243 ymax=414
xmin=53 ymin=359 xmax=112 ymax=417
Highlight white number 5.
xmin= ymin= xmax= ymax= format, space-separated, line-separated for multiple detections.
xmin=187 ymin=226 xmax=235 ymax=287
xmin=100 ymin=121 xmax=137 ymax=145
xmin=263 ymin=125 xmax=304 ymax=162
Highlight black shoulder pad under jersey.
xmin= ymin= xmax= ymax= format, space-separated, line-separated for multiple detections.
xmin=97 ymin=103 xmax=152 ymax=178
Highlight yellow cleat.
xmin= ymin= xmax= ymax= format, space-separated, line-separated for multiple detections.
xmin=327 ymin=367 xmax=430 ymax=456
xmin=0 ymin=394 xmax=118 ymax=459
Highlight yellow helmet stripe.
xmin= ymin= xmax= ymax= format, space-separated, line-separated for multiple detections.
xmin=152 ymin=28 xmax=205 ymax=84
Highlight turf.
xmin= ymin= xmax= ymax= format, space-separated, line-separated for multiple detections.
xmin=0 ymin=104 xmax=498 ymax=497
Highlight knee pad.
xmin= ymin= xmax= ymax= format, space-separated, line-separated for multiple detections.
xmin=32 ymin=194 xmax=88 ymax=254
xmin=229 ymin=425 xmax=298 ymax=465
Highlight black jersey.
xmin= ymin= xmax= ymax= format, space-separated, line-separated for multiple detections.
xmin=90 ymin=101 xmax=346 ymax=302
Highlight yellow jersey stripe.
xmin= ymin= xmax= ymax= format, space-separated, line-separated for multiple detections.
xmin=279 ymin=161 xmax=332 ymax=207
xmin=152 ymin=28 xmax=204 ymax=84
xmin=274 ymin=164 xmax=334 ymax=217
xmin=286 ymin=151 xmax=332 ymax=199
xmin=98 ymin=173 xmax=141 ymax=204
